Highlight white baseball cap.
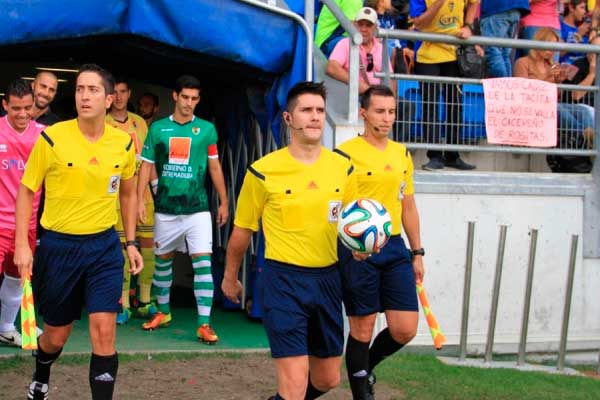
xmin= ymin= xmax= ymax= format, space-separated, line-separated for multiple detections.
xmin=354 ymin=7 xmax=378 ymax=25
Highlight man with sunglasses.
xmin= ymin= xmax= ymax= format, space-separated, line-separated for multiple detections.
xmin=326 ymin=7 xmax=395 ymax=95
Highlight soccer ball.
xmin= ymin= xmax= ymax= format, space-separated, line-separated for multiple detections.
xmin=338 ymin=198 xmax=392 ymax=253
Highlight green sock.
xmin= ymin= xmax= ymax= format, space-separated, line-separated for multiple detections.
xmin=152 ymin=256 xmax=173 ymax=315
xmin=192 ymin=255 xmax=213 ymax=326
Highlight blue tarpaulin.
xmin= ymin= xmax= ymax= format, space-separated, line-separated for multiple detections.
xmin=0 ymin=0 xmax=309 ymax=136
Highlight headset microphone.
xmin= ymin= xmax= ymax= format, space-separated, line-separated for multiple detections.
xmin=285 ymin=115 xmax=303 ymax=131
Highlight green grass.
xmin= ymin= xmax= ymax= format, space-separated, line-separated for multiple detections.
xmin=374 ymin=353 xmax=600 ymax=400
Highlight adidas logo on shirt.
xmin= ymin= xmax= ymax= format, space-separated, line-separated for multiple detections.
xmin=307 ymin=180 xmax=319 ymax=189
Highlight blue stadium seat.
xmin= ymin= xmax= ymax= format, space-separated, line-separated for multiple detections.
xmin=396 ymin=80 xmax=487 ymax=141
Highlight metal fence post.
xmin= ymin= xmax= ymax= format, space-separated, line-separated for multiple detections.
xmin=557 ymin=235 xmax=578 ymax=371
xmin=517 ymin=229 xmax=538 ymax=366
xmin=459 ymin=221 xmax=475 ymax=361
xmin=348 ymin=42 xmax=359 ymax=123
xmin=484 ymin=225 xmax=508 ymax=363
xmin=382 ymin=36 xmax=390 ymax=88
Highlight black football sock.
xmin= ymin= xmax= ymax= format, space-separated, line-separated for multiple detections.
xmin=305 ymin=375 xmax=326 ymax=399
xmin=34 ymin=340 xmax=62 ymax=384
xmin=89 ymin=353 xmax=118 ymax=400
xmin=345 ymin=334 xmax=371 ymax=399
xmin=368 ymin=328 xmax=404 ymax=372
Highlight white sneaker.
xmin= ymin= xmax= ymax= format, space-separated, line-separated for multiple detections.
xmin=28 ymin=380 xmax=49 ymax=400
xmin=0 ymin=329 xmax=22 ymax=346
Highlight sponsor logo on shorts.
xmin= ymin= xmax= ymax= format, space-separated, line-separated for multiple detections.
xmin=328 ymin=200 xmax=342 ymax=222
xmin=0 ymin=144 xmax=7 ymax=152
xmin=155 ymin=241 xmax=161 ymax=248
xmin=168 ymin=137 xmax=192 ymax=165
xmin=108 ymin=175 xmax=120 ymax=193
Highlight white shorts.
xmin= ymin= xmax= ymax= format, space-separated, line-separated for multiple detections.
xmin=154 ymin=212 xmax=213 ymax=255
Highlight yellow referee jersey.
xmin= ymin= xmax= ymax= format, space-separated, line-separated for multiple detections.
xmin=336 ymin=136 xmax=414 ymax=236
xmin=21 ymin=119 xmax=136 ymax=235
xmin=234 ymin=147 xmax=357 ymax=268
xmin=105 ymin=111 xmax=153 ymax=205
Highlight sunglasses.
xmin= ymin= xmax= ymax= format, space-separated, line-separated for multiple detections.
xmin=366 ymin=53 xmax=374 ymax=72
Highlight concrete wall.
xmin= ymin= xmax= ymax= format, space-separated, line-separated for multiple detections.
xmin=367 ymin=172 xmax=600 ymax=354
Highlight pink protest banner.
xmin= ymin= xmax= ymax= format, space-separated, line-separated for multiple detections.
xmin=482 ymin=78 xmax=557 ymax=147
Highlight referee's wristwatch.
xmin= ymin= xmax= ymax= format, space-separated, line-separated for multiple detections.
xmin=411 ymin=248 xmax=425 ymax=257
xmin=125 ymin=240 xmax=140 ymax=250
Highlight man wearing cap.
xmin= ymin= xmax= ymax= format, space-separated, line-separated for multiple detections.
xmin=326 ymin=7 xmax=395 ymax=95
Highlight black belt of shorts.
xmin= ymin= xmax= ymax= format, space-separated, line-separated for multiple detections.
xmin=266 ymin=259 xmax=338 ymax=274
xmin=43 ymin=227 xmax=116 ymax=241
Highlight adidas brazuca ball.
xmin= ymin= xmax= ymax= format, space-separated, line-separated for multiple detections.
xmin=338 ymin=198 xmax=392 ymax=253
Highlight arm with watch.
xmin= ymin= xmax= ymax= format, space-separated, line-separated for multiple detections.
xmin=119 ymin=177 xmax=144 ymax=275
xmin=401 ymin=194 xmax=425 ymax=282
xmin=456 ymin=1 xmax=478 ymax=39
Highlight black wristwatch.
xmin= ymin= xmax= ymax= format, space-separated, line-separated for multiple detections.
xmin=125 ymin=240 xmax=140 ymax=249
xmin=411 ymin=248 xmax=425 ymax=257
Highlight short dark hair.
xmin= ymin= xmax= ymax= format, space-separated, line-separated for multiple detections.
xmin=114 ymin=76 xmax=130 ymax=90
xmin=141 ymin=92 xmax=159 ymax=107
xmin=286 ymin=81 xmax=327 ymax=112
xmin=76 ymin=63 xmax=115 ymax=95
xmin=360 ymin=84 xmax=395 ymax=109
xmin=174 ymin=75 xmax=202 ymax=94
xmin=4 ymin=78 xmax=33 ymax=102
xmin=35 ymin=70 xmax=58 ymax=82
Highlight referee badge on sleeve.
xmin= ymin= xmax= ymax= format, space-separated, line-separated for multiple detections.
xmin=108 ymin=175 xmax=121 ymax=193
xmin=398 ymin=181 xmax=406 ymax=200
xmin=328 ymin=200 xmax=342 ymax=222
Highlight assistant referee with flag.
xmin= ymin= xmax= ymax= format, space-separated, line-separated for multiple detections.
xmin=14 ymin=63 xmax=143 ymax=400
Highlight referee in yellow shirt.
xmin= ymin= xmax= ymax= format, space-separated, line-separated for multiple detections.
xmin=222 ymin=82 xmax=357 ymax=400
xmin=14 ymin=64 xmax=143 ymax=400
xmin=336 ymin=85 xmax=425 ymax=400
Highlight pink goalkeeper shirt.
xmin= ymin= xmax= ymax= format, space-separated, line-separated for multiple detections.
xmin=0 ymin=116 xmax=45 ymax=230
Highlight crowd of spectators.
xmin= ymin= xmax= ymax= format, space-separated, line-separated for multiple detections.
xmin=317 ymin=0 xmax=598 ymax=172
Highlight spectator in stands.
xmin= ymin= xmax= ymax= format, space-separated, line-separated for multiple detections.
xmin=514 ymin=27 xmax=594 ymax=148
xmin=480 ymin=0 xmax=530 ymax=77
xmin=561 ymin=35 xmax=598 ymax=118
xmin=326 ymin=7 xmax=395 ymax=95
xmin=410 ymin=0 xmax=478 ymax=170
xmin=316 ymin=0 xmax=363 ymax=57
xmin=518 ymin=0 xmax=561 ymax=59
xmin=560 ymin=0 xmax=591 ymax=65
xmin=366 ymin=0 xmax=414 ymax=73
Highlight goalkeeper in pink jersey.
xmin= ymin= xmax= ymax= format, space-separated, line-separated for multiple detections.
xmin=0 ymin=79 xmax=45 ymax=347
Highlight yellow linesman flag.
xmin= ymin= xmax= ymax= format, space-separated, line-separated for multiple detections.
xmin=20 ymin=277 xmax=38 ymax=350
xmin=416 ymin=281 xmax=446 ymax=350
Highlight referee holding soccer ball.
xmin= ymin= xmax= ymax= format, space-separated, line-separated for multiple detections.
xmin=335 ymin=85 xmax=425 ymax=400
xmin=222 ymin=81 xmax=358 ymax=400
